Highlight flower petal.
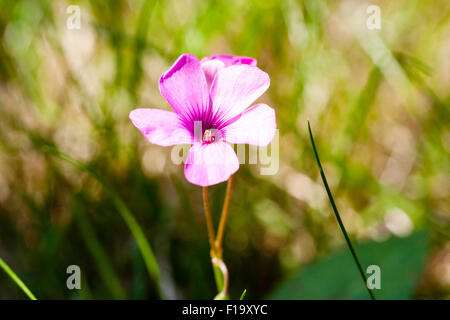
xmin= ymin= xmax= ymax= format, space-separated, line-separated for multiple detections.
xmin=201 ymin=59 xmax=225 ymax=88
xmin=159 ymin=53 xmax=210 ymax=124
xmin=209 ymin=54 xmax=257 ymax=67
xmin=222 ymin=104 xmax=276 ymax=146
xmin=210 ymin=65 xmax=270 ymax=125
xmin=184 ymin=141 xmax=239 ymax=186
xmin=129 ymin=108 xmax=192 ymax=146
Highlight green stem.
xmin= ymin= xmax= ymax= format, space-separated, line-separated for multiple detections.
xmin=202 ymin=179 xmax=232 ymax=300
xmin=202 ymin=187 xmax=216 ymax=253
xmin=214 ymin=175 xmax=233 ymax=258
xmin=0 ymin=257 xmax=37 ymax=300
xmin=307 ymin=121 xmax=376 ymax=300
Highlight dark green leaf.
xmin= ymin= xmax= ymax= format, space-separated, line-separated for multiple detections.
xmin=269 ymin=231 xmax=428 ymax=300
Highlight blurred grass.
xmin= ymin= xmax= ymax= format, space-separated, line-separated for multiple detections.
xmin=38 ymin=139 xmax=160 ymax=291
xmin=0 ymin=0 xmax=449 ymax=299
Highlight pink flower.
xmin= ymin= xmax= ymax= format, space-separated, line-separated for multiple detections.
xmin=129 ymin=53 xmax=276 ymax=186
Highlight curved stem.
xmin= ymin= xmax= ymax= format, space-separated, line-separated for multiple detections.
xmin=215 ymin=175 xmax=233 ymax=258
xmin=202 ymin=187 xmax=216 ymax=253
xmin=308 ymin=121 xmax=376 ymax=300
xmin=0 ymin=257 xmax=37 ymax=300
xmin=212 ymin=257 xmax=229 ymax=300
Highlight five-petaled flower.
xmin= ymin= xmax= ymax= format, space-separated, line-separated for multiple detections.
xmin=129 ymin=54 xmax=276 ymax=186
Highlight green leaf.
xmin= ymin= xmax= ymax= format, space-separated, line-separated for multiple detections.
xmin=269 ymin=230 xmax=428 ymax=300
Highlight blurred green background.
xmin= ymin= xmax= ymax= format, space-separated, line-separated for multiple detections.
xmin=0 ymin=0 xmax=449 ymax=300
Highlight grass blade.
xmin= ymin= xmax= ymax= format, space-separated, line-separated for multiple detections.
xmin=307 ymin=120 xmax=376 ymax=300
xmin=0 ymin=257 xmax=37 ymax=300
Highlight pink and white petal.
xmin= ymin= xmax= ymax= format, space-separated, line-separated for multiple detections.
xmin=184 ymin=141 xmax=239 ymax=186
xmin=222 ymin=104 xmax=276 ymax=146
xmin=201 ymin=59 xmax=225 ymax=88
xmin=129 ymin=108 xmax=193 ymax=146
xmin=159 ymin=53 xmax=210 ymax=122
xmin=210 ymin=54 xmax=257 ymax=67
xmin=210 ymin=65 xmax=270 ymax=124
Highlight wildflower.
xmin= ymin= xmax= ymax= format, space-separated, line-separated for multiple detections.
xmin=129 ymin=53 xmax=276 ymax=186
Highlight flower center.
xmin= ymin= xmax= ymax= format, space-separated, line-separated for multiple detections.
xmin=203 ymin=129 xmax=221 ymax=144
